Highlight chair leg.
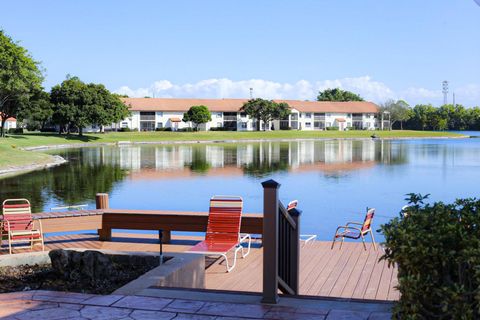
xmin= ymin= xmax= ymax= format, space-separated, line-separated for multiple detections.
xmin=340 ymin=236 xmax=345 ymax=249
xmin=8 ymin=237 xmax=12 ymax=255
xmin=331 ymin=235 xmax=337 ymax=249
xmin=361 ymin=235 xmax=367 ymax=251
xmin=222 ymin=248 xmax=240 ymax=273
xmin=370 ymin=231 xmax=377 ymax=251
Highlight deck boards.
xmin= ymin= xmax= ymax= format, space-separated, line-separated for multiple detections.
xmin=0 ymin=232 xmax=398 ymax=301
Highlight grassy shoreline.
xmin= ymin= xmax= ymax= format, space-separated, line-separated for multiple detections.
xmin=0 ymin=130 xmax=468 ymax=174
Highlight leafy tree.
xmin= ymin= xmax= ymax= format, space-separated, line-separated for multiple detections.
xmin=317 ymin=88 xmax=364 ymax=102
xmin=51 ymin=76 xmax=129 ymax=135
xmin=241 ymin=98 xmax=290 ymax=131
xmin=87 ymin=84 xmax=130 ymax=132
xmin=407 ymin=104 xmax=437 ymax=130
xmin=18 ymin=90 xmax=53 ymax=130
xmin=0 ymin=30 xmax=43 ymax=137
xmin=182 ymin=105 xmax=211 ymax=130
xmin=380 ymin=99 xmax=412 ymax=130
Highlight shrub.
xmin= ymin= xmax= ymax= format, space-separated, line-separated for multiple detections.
xmin=40 ymin=127 xmax=57 ymax=133
xmin=117 ymin=127 xmax=132 ymax=132
xmin=210 ymin=127 xmax=229 ymax=131
xmin=177 ymin=127 xmax=195 ymax=132
xmin=381 ymin=194 xmax=480 ymax=319
xmin=326 ymin=126 xmax=339 ymax=131
xmin=280 ymin=127 xmax=292 ymax=130
xmin=8 ymin=128 xmax=24 ymax=134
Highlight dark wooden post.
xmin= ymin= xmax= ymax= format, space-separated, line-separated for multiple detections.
xmin=96 ymin=193 xmax=109 ymax=210
xmin=288 ymin=207 xmax=301 ymax=294
xmin=96 ymin=193 xmax=111 ymax=241
xmin=261 ymin=179 xmax=280 ymax=304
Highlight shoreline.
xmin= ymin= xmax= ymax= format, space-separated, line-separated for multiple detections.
xmin=22 ymin=134 xmax=469 ymax=152
xmin=0 ymin=155 xmax=67 ymax=178
xmin=0 ymin=134 xmax=470 ymax=179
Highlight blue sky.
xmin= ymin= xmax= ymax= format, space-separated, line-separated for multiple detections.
xmin=2 ymin=0 xmax=480 ymax=106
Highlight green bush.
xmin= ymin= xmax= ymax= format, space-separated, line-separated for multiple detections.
xmin=177 ymin=127 xmax=195 ymax=132
xmin=155 ymin=127 xmax=172 ymax=131
xmin=8 ymin=128 xmax=24 ymax=134
xmin=381 ymin=194 xmax=480 ymax=319
xmin=326 ymin=126 xmax=339 ymax=131
xmin=117 ymin=127 xmax=132 ymax=132
xmin=210 ymin=127 xmax=229 ymax=131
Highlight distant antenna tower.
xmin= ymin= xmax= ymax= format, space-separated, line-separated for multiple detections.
xmin=249 ymin=88 xmax=253 ymax=99
xmin=442 ymin=81 xmax=449 ymax=105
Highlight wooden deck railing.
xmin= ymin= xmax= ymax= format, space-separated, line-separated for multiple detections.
xmin=262 ymin=179 xmax=301 ymax=304
xmin=277 ymin=201 xmax=300 ymax=295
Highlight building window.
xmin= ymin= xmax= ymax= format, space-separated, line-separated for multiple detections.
xmin=240 ymin=112 xmax=247 ymax=118
xmin=157 ymin=122 xmax=163 ymax=128
xmin=326 ymin=113 xmax=331 ymax=117
xmin=305 ymin=122 xmax=311 ymax=128
xmin=241 ymin=122 xmax=247 ymax=129
xmin=121 ymin=122 xmax=128 ymax=128
xmin=216 ymin=113 xmax=222 ymax=118
xmin=305 ymin=113 xmax=312 ymax=118
xmin=156 ymin=112 xmax=163 ymax=117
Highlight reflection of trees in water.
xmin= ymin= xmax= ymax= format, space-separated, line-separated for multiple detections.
xmin=0 ymin=149 xmax=127 ymax=212
xmin=242 ymin=143 xmax=290 ymax=178
xmin=0 ymin=141 xmax=410 ymax=211
xmin=187 ymin=147 xmax=211 ymax=174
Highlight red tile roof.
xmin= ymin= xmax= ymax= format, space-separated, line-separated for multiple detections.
xmin=121 ymin=98 xmax=379 ymax=113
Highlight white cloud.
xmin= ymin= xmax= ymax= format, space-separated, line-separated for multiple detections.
xmin=114 ymin=77 xmax=480 ymax=106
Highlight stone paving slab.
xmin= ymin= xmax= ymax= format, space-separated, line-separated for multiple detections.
xmin=0 ymin=291 xmax=392 ymax=319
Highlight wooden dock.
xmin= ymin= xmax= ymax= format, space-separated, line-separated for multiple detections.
xmin=4 ymin=232 xmax=399 ymax=301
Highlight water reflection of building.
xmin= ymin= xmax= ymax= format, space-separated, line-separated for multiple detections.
xmin=93 ymin=140 xmax=404 ymax=179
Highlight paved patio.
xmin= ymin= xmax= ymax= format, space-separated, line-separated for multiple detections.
xmin=0 ymin=290 xmax=391 ymax=320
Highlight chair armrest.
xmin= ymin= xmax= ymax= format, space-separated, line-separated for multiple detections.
xmin=346 ymin=221 xmax=363 ymax=226
xmin=34 ymin=219 xmax=43 ymax=235
xmin=335 ymin=225 xmax=362 ymax=233
xmin=239 ymin=233 xmax=251 ymax=244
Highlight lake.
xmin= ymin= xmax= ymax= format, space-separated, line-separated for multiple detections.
xmin=1 ymin=136 xmax=480 ymax=241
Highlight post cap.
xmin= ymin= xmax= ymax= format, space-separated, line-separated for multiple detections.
xmin=261 ymin=179 xmax=281 ymax=189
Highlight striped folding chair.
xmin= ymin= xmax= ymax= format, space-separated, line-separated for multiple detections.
xmin=331 ymin=208 xmax=376 ymax=251
xmin=188 ymin=196 xmax=251 ymax=272
xmin=1 ymin=199 xmax=44 ymax=254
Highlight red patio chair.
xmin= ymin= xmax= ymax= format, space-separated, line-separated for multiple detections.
xmin=1 ymin=199 xmax=44 ymax=254
xmin=331 ymin=208 xmax=376 ymax=251
xmin=188 ymin=196 xmax=251 ymax=272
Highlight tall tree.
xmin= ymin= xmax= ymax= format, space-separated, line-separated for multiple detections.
xmin=380 ymin=99 xmax=412 ymax=130
xmin=317 ymin=88 xmax=364 ymax=102
xmin=407 ymin=104 xmax=437 ymax=130
xmin=51 ymin=77 xmax=129 ymax=135
xmin=18 ymin=90 xmax=53 ymax=130
xmin=0 ymin=30 xmax=43 ymax=137
xmin=182 ymin=105 xmax=211 ymax=130
xmin=241 ymin=98 xmax=290 ymax=131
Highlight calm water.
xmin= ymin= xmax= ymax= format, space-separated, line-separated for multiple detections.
xmin=1 ymin=137 xmax=480 ymax=240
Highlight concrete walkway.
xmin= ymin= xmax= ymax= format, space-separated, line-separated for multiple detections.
xmin=0 ymin=290 xmax=391 ymax=320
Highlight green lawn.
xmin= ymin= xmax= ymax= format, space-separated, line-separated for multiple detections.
xmin=0 ymin=130 xmax=468 ymax=172
xmin=0 ymin=144 xmax=53 ymax=169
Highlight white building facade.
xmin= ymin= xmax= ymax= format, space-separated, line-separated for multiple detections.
xmin=115 ymin=98 xmax=381 ymax=132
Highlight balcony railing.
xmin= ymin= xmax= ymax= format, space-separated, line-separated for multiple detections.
xmin=140 ymin=115 xmax=156 ymax=121
xmin=223 ymin=116 xmax=238 ymax=121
